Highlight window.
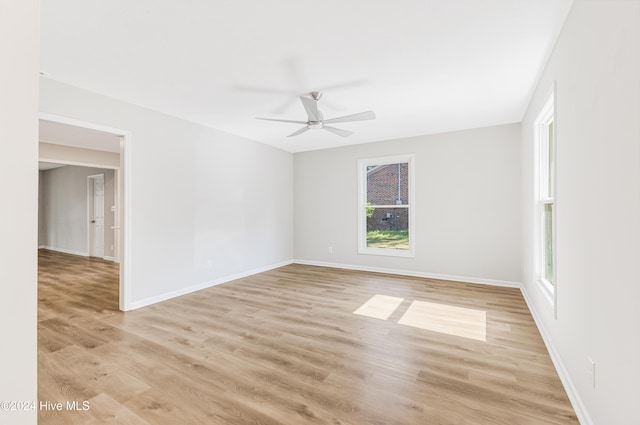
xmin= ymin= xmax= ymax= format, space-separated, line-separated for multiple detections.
xmin=358 ymin=154 xmax=415 ymax=257
xmin=535 ymin=88 xmax=556 ymax=309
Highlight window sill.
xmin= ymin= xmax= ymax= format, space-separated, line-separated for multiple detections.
xmin=358 ymin=247 xmax=415 ymax=258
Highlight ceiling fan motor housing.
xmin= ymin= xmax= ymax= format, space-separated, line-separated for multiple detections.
xmin=255 ymin=92 xmax=375 ymax=138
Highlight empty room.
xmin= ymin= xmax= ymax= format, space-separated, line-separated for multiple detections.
xmin=1 ymin=1 xmax=639 ymax=425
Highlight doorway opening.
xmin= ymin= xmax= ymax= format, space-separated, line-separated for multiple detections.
xmin=38 ymin=113 xmax=131 ymax=311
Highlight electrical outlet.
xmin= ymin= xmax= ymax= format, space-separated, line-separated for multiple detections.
xmin=206 ymin=260 xmax=214 ymax=270
xmin=328 ymin=246 xmax=333 ymax=254
xmin=587 ymin=357 xmax=596 ymax=389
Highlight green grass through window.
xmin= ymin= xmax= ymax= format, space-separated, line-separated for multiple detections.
xmin=366 ymin=230 xmax=409 ymax=250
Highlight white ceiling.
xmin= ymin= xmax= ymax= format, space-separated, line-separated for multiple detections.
xmin=40 ymin=0 xmax=573 ymax=153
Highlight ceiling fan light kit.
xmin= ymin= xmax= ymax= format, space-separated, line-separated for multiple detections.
xmin=255 ymin=92 xmax=376 ymax=138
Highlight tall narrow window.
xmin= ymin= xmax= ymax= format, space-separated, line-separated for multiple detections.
xmin=358 ymin=154 xmax=415 ymax=257
xmin=535 ymin=89 xmax=556 ymax=308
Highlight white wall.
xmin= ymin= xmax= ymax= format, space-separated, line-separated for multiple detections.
xmin=521 ymin=1 xmax=640 ymax=424
xmin=294 ymin=124 xmax=522 ymax=285
xmin=0 ymin=1 xmax=39 ymax=424
xmin=40 ymin=79 xmax=294 ymax=308
xmin=39 ymin=166 xmax=116 ymax=258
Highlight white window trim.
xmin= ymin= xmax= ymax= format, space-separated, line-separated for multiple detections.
xmin=358 ymin=154 xmax=415 ymax=257
xmin=533 ymin=84 xmax=557 ymax=317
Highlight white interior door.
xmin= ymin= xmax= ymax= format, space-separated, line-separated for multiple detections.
xmin=92 ymin=175 xmax=105 ymax=258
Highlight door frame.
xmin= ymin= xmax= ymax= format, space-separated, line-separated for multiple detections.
xmin=87 ymin=173 xmax=105 ymax=258
xmin=39 ymin=112 xmax=132 ymax=311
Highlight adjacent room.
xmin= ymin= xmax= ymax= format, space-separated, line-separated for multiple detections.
xmin=1 ymin=1 xmax=638 ymax=425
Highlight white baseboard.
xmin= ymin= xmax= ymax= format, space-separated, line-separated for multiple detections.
xmin=520 ymin=285 xmax=593 ymax=425
xmin=293 ymin=259 xmax=522 ymax=288
xmin=38 ymin=245 xmax=89 ymax=257
xmin=125 ymin=259 xmax=519 ymax=311
xmin=128 ymin=259 xmax=294 ymax=310
xmin=103 ymin=256 xmax=115 ymax=262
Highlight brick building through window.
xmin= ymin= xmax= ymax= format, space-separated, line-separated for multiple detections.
xmin=366 ymin=163 xmax=409 ymax=231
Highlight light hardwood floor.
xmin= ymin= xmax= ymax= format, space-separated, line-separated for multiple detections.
xmin=38 ymin=250 xmax=578 ymax=424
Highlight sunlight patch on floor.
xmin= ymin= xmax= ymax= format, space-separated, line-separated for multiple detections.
xmin=398 ymin=300 xmax=487 ymax=341
xmin=353 ymin=294 xmax=405 ymax=320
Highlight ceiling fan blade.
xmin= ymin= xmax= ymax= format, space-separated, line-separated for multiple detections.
xmin=300 ymin=96 xmax=320 ymax=121
xmin=255 ymin=117 xmax=307 ymax=124
xmin=323 ymin=110 xmax=376 ymax=124
xmin=288 ymin=127 xmax=310 ymax=137
xmin=323 ymin=126 xmax=354 ymax=138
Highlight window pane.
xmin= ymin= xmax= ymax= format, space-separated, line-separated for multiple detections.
xmin=359 ymin=154 xmax=414 ymax=257
xmin=548 ymin=121 xmax=555 ymax=197
xmin=544 ymin=203 xmax=554 ymax=285
xmin=366 ymin=207 xmax=409 ymax=250
xmin=367 ymin=163 xmax=409 ymax=205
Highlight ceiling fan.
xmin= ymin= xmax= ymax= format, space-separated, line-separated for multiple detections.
xmin=255 ymin=91 xmax=376 ymax=138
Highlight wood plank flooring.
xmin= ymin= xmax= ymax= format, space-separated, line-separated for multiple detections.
xmin=38 ymin=249 xmax=578 ymax=424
